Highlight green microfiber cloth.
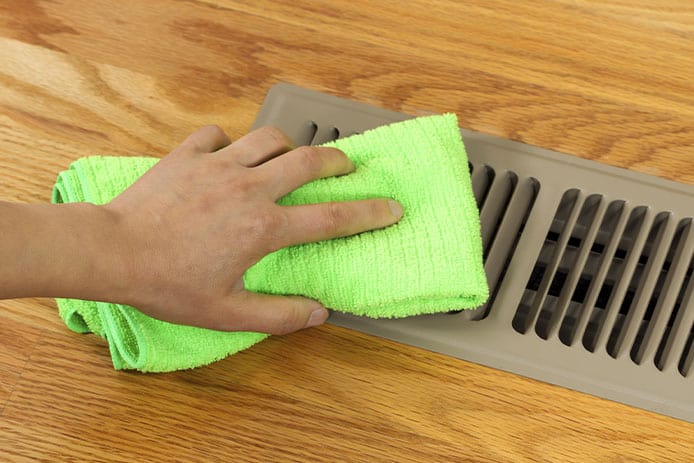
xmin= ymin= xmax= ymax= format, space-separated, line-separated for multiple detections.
xmin=52 ymin=114 xmax=488 ymax=372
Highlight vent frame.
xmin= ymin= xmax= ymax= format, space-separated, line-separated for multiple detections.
xmin=252 ymin=83 xmax=694 ymax=422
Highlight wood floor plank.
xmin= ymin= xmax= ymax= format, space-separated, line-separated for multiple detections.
xmin=1 ymin=0 xmax=692 ymax=460
xmin=0 ymin=316 xmax=42 ymax=408
xmin=1 ymin=325 xmax=692 ymax=461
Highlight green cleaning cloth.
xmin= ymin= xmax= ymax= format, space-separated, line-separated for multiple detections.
xmin=52 ymin=114 xmax=488 ymax=372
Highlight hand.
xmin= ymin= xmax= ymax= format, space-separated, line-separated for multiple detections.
xmin=105 ymin=125 xmax=403 ymax=334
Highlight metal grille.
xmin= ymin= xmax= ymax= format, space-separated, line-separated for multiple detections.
xmin=515 ymin=195 xmax=694 ymax=377
xmin=252 ymin=83 xmax=694 ymax=421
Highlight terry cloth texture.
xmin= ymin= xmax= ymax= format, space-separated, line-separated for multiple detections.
xmin=52 ymin=114 xmax=488 ymax=372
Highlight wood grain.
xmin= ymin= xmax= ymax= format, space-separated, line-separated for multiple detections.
xmin=1 ymin=0 xmax=693 ymax=461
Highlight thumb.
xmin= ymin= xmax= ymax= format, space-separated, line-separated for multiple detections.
xmin=223 ymin=292 xmax=329 ymax=335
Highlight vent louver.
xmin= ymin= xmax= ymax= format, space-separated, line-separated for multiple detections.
xmin=253 ymin=83 xmax=694 ymax=421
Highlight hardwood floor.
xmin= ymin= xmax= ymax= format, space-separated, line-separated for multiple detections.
xmin=1 ymin=1 xmax=692 ymax=461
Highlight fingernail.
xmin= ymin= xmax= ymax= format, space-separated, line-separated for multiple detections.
xmin=305 ymin=307 xmax=329 ymax=328
xmin=388 ymin=200 xmax=404 ymax=219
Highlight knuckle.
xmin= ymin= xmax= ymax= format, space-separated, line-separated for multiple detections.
xmin=293 ymin=146 xmax=323 ymax=175
xmin=259 ymin=125 xmax=292 ymax=147
xmin=272 ymin=310 xmax=301 ymax=335
xmin=202 ymin=124 xmax=225 ymax=137
xmin=250 ymin=211 xmax=276 ymax=237
xmin=271 ymin=301 xmax=311 ymax=335
xmin=248 ymin=209 xmax=288 ymax=241
xmin=321 ymin=202 xmax=349 ymax=234
xmin=184 ymin=125 xmax=227 ymax=153
xmin=232 ymin=177 xmax=255 ymax=195
xmin=226 ymin=170 xmax=260 ymax=195
xmin=226 ymin=296 xmax=305 ymax=335
xmin=215 ymin=302 xmax=253 ymax=332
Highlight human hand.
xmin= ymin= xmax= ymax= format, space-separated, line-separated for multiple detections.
xmin=105 ymin=125 xmax=403 ymax=334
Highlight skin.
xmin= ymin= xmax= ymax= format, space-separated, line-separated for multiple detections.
xmin=0 ymin=125 xmax=403 ymax=335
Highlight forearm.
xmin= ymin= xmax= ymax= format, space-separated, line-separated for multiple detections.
xmin=0 ymin=201 xmax=129 ymax=302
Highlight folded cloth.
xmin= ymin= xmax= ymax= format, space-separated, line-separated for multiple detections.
xmin=52 ymin=156 xmax=269 ymax=372
xmin=52 ymin=114 xmax=488 ymax=372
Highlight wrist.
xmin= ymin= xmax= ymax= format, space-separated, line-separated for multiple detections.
xmin=52 ymin=202 xmax=133 ymax=303
xmin=78 ymin=202 xmax=141 ymax=306
xmin=44 ymin=202 xmax=135 ymax=304
xmin=0 ymin=202 xmax=131 ymax=302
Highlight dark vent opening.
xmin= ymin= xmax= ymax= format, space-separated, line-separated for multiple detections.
xmin=582 ymin=206 xmax=649 ymax=352
xmin=680 ymin=328 xmax=694 ymax=377
xmin=535 ymin=194 xmax=605 ymax=340
xmin=607 ymin=212 xmax=671 ymax=359
xmin=629 ymin=219 xmax=693 ymax=366
xmin=297 ymin=120 xmax=318 ymax=145
xmin=311 ymin=124 xmax=340 ymax=144
xmin=573 ymin=198 xmax=627 ymax=348
xmin=481 ymin=172 xmax=518 ymax=259
xmin=673 ymin=268 xmax=694 ymax=376
xmin=512 ymin=195 xmax=686 ymax=353
xmin=660 ymin=221 xmax=693 ymax=363
xmin=605 ymin=268 xmax=646 ymax=357
xmin=656 ymin=260 xmax=691 ymax=373
xmin=471 ymin=165 xmax=496 ymax=210
xmin=470 ymin=177 xmax=540 ymax=321
xmin=513 ymin=189 xmax=581 ymax=335
xmin=646 ymin=217 xmax=694 ymax=376
xmin=448 ymin=162 xmax=499 ymax=316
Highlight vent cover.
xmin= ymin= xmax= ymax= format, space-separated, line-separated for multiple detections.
xmin=252 ymin=83 xmax=694 ymax=422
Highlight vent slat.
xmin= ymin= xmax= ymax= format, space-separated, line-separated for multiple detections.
xmin=467 ymin=177 xmax=538 ymax=321
xmin=592 ymin=207 xmax=655 ymax=353
xmin=527 ymin=190 xmax=586 ymax=331
xmin=639 ymin=221 xmax=694 ymax=366
xmin=572 ymin=201 xmax=629 ymax=346
xmin=312 ymin=125 xmax=339 ymax=144
xmin=297 ymin=121 xmax=318 ymax=145
xmin=680 ymin=326 xmax=694 ymax=377
xmin=547 ymin=196 xmax=608 ymax=341
xmin=614 ymin=214 xmax=677 ymax=359
xmin=478 ymin=171 xmax=516 ymax=254
xmin=471 ymin=164 xmax=494 ymax=209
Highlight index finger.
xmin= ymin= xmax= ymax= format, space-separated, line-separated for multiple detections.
xmin=279 ymin=198 xmax=404 ymax=247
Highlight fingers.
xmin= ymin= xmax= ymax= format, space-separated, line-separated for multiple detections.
xmin=180 ymin=125 xmax=231 ymax=153
xmin=258 ymin=146 xmax=356 ymax=200
xmin=186 ymin=125 xmax=353 ymax=201
xmin=280 ymin=198 xmax=403 ymax=247
xmin=217 ymin=293 xmax=329 ymax=335
xmin=224 ymin=126 xmax=295 ymax=167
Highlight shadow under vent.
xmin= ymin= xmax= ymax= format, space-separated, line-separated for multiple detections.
xmin=252 ymin=83 xmax=694 ymax=422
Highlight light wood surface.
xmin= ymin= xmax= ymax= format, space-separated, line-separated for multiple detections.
xmin=1 ymin=1 xmax=693 ymax=461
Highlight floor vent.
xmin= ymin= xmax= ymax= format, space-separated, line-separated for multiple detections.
xmin=253 ymin=83 xmax=694 ymax=422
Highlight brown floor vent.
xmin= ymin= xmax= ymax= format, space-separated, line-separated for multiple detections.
xmin=253 ymin=83 xmax=694 ymax=422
